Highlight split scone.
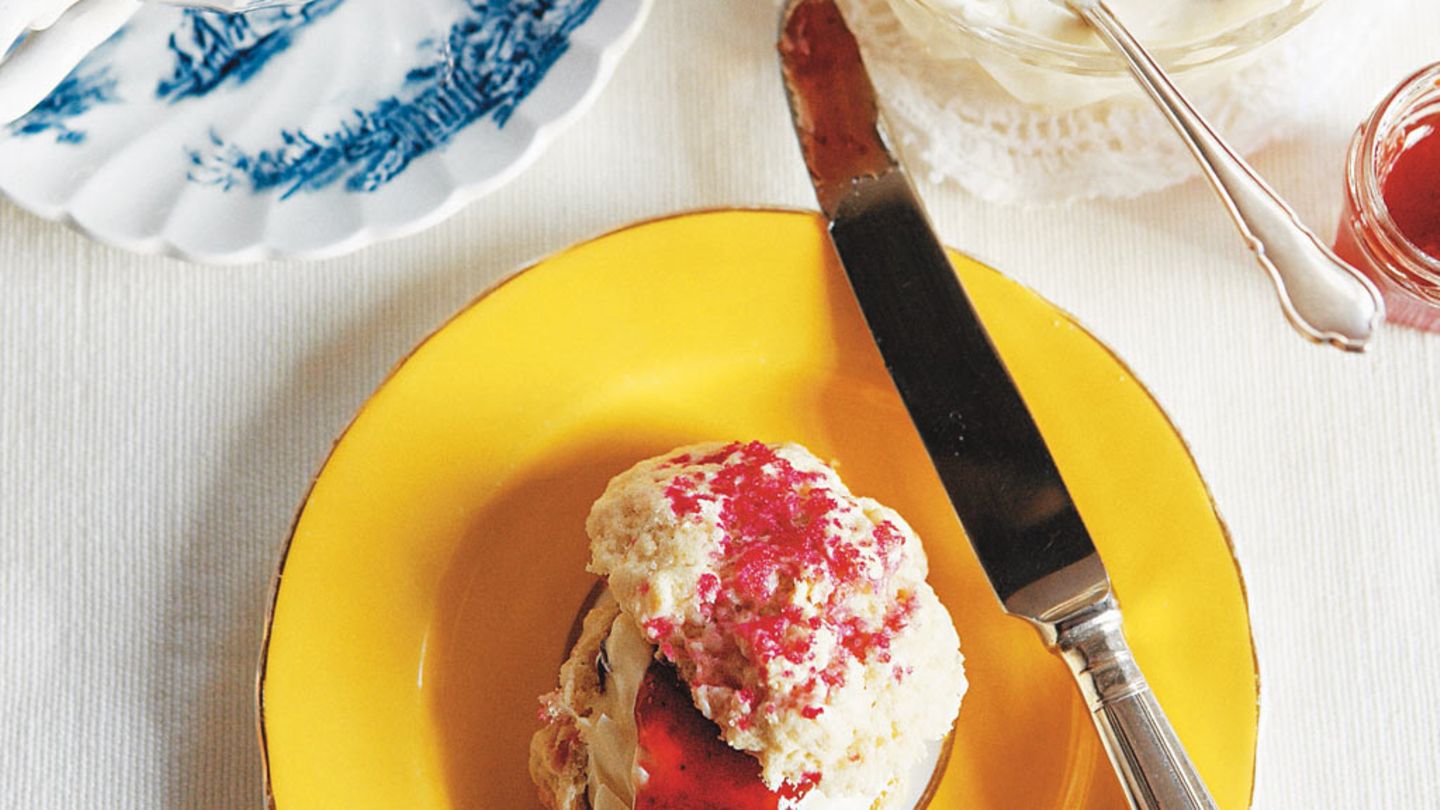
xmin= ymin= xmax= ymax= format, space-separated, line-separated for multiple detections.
xmin=531 ymin=442 xmax=967 ymax=809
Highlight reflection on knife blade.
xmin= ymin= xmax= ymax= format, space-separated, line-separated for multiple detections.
xmin=780 ymin=0 xmax=1103 ymax=620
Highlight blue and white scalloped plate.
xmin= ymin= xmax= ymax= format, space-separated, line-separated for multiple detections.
xmin=0 ymin=0 xmax=651 ymax=262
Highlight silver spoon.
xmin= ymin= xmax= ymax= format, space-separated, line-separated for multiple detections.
xmin=1063 ymin=0 xmax=1385 ymax=353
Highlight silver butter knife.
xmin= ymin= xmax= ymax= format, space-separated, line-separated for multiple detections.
xmin=777 ymin=1 xmax=1218 ymax=808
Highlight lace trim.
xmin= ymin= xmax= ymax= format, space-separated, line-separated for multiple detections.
xmin=840 ymin=0 xmax=1378 ymax=203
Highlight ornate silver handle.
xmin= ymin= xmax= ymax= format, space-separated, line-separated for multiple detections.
xmin=1052 ymin=597 xmax=1217 ymax=810
xmin=1067 ymin=0 xmax=1385 ymax=353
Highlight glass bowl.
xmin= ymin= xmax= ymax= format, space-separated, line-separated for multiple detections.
xmin=885 ymin=0 xmax=1329 ymax=108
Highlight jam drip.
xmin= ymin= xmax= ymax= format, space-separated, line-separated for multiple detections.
xmin=633 ymin=661 xmax=816 ymax=810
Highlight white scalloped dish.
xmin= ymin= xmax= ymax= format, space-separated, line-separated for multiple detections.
xmin=0 ymin=0 xmax=651 ymax=262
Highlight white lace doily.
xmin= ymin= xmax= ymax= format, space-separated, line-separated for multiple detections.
xmin=839 ymin=0 xmax=1378 ymax=204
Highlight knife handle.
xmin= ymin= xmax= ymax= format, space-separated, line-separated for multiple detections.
xmin=1054 ymin=598 xmax=1218 ymax=810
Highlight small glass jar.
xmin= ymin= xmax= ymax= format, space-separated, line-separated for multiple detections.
xmin=1334 ymin=61 xmax=1440 ymax=333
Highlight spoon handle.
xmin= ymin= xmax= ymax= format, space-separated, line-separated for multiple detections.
xmin=1069 ymin=0 xmax=1385 ymax=352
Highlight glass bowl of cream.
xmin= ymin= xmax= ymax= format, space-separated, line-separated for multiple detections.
xmin=886 ymin=0 xmax=1328 ymax=108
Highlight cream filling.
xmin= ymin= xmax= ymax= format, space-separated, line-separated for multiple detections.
xmin=794 ymin=789 xmax=875 ymax=809
xmin=576 ymin=594 xmax=653 ymax=810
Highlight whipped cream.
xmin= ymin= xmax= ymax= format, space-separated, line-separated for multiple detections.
xmin=574 ymin=596 xmax=653 ymax=810
xmin=928 ymin=0 xmax=1286 ymax=47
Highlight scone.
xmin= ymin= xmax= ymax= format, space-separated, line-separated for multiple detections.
xmin=531 ymin=441 xmax=968 ymax=809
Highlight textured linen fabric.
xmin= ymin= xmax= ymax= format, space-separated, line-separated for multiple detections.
xmin=1 ymin=1 xmax=1438 ymax=808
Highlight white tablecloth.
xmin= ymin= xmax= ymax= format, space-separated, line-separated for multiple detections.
xmin=2 ymin=1 xmax=1437 ymax=807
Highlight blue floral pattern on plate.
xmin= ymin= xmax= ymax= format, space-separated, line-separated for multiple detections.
xmin=190 ymin=0 xmax=601 ymax=196
xmin=9 ymin=32 xmax=124 ymax=144
xmin=158 ymin=0 xmax=347 ymax=102
xmin=0 ymin=0 xmax=650 ymax=261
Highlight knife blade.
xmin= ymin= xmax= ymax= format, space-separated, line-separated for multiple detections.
xmin=777 ymin=2 xmax=1218 ymax=808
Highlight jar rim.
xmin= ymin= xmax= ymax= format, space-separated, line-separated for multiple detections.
xmin=1351 ymin=60 xmax=1440 ymax=287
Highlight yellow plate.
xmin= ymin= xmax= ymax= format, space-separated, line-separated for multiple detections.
xmin=259 ymin=209 xmax=1258 ymax=809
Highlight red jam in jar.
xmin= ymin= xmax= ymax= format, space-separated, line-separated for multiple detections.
xmin=1380 ymin=113 xmax=1440 ymax=260
xmin=1335 ymin=62 xmax=1440 ymax=332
